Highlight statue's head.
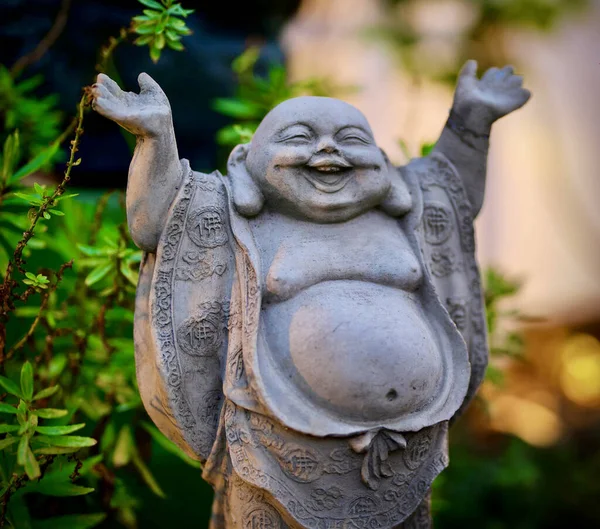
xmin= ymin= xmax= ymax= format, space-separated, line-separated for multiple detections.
xmin=228 ymin=96 xmax=411 ymax=222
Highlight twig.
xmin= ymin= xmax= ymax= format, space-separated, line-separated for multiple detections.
xmin=5 ymin=260 xmax=73 ymax=362
xmin=10 ymin=0 xmax=73 ymax=77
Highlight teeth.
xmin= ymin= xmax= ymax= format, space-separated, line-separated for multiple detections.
xmin=316 ymin=166 xmax=341 ymax=173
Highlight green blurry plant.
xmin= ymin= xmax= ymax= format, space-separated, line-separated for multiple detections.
xmin=0 ymin=66 xmax=63 ymax=166
xmin=0 ymin=0 xmax=195 ymax=526
xmin=132 ymin=0 xmax=194 ymax=63
xmin=213 ymin=46 xmax=350 ymax=148
xmin=373 ymin=0 xmax=587 ymax=85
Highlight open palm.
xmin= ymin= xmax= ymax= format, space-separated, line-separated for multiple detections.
xmin=91 ymin=73 xmax=172 ymax=137
xmin=454 ymin=61 xmax=531 ymax=125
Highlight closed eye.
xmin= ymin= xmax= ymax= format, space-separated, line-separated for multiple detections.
xmin=281 ymin=133 xmax=312 ymax=143
xmin=338 ymin=135 xmax=370 ymax=145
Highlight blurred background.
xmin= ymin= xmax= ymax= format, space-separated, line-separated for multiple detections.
xmin=1 ymin=0 xmax=600 ymax=527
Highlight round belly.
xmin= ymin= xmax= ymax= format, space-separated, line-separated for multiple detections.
xmin=262 ymin=281 xmax=443 ymax=422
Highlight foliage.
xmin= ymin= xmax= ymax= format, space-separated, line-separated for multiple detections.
xmin=213 ymin=46 xmax=350 ymax=148
xmin=0 ymin=1 xmax=196 ymax=526
xmin=131 ymin=0 xmax=194 ymax=63
xmin=0 ymin=66 xmax=63 ymax=166
xmin=373 ymin=0 xmax=588 ymax=85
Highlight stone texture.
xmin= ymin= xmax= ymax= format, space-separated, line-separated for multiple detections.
xmin=91 ymin=60 xmax=530 ymax=528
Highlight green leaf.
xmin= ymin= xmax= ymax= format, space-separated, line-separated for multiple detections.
xmin=77 ymin=243 xmax=111 ymax=257
xmin=149 ymin=44 xmax=162 ymax=63
xmin=32 ymin=513 xmax=106 ymax=529
xmin=11 ymin=141 xmax=60 ymax=183
xmin=17 ymin=435 xmax=29 ymax=465
xmin=113 ymin=426 xmax=133 ymax=467
xmin=34 ymin=408 xmax=68 ymax=419
xmin=32 ymin=385 xmax=59 ymax=401
xmin=25 ymin=481 xmax=94 ymax=497
xmin=33 ymin=182 xmax=44 ymax=196
xmin=33 ymin=446 xmax=81 ymax=455
xmin=85 ymin=262 xmax=113 ymax=287
xmin=35 ymin=423 xmax=85 ymax=436
xmin=0 ymin=403 xmax=18 ymax=414
xmin=21 ymin=362 xmax=34 ymax=401
xmin=0 ymin=375 xmax=24 ymax=398
xmin=0 ymin=424 xmax=20 ymax=434
xmin=420 ymin=142 xmax=435 ymax=157
xmin=23 ymin=443 xmax=41 ymax=480
xmin=0 ymin=436 xmax=19 ymax=451
xmin=212 ymin=98 xmax=263 ymax=119
xmin=137 ymin=0 xmax=163 ymax=9
xmin=35 ymin=435 xmax=97 ymax=448
xmin=166 ymin=38 xmax=184 ymax=51
xmin=141 ymin=422 xmax=201 ymax=468
xmin=134 ymin=22 xmax=158 ymax=35
xmin=132 ymin=452 xmax=165 ymax=498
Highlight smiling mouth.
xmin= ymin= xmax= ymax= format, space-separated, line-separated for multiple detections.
xmin=304 ymin=159 xmax=353 ymax=193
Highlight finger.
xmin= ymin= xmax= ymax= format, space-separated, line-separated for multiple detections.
xmin=93 ymin=96 xmax=126 ymax=122
xmin=138 ymin=72 xmax=163 ymax=95
xmin=91 ymin=83 xmax=115 ymax=101
xmin=507 ymin=75 xmax=524 ymax=88
xmin=498 ymin=65 xmax=514 ymax=79
xmin=96 ymin=73 xmax=123 ymax=97
xmin=482 ymin=67 xmax=500 ymax=83
xmin=518 ymin=88 xmax=532 ymax=106
xmin=458 ymin=59 xmax=478 ymax=80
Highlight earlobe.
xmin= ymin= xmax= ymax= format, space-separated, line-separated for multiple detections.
xmin=227 ymin=143 xmax=265 ymax=217
xmin=379 ymin=149 xmax=412 ymax=217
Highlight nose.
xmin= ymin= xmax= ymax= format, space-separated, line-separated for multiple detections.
xmin=316 ymin=136 xmax=338 ymax=154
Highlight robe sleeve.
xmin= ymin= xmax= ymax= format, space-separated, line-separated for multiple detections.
xmin=133 ymin=160 xmax=236 ymax=461
xmin=400 ymin=152 xmax=489 ymax=419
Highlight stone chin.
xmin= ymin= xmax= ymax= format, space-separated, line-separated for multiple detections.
xmin=253 ymin=166 xmax=394 ymax=224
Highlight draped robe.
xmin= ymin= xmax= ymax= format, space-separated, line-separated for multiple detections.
xmin=133 ymin=152 xmax=489 ymax=528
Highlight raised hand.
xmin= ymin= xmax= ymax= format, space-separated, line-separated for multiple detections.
xmin=452 ymin=60 xmax=531 ymax=131
xmin=91 ymin=72 xmax=172 ymax=138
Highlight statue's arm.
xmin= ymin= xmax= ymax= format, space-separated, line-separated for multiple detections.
xmin=433 ymin=61 xmax=531 ymax=217
xmin=91 ymin=73 xmax=182 ymax=252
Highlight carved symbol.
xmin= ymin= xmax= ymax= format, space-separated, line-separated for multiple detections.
xmin=423 ymin=202 xmax=453 ymax=245
xmin=348 ymin=497 xmax=378 ymax=517
xmin=198 ymin=389 xmax=223 ymax=431
xmin=403 ymin=430 xmax=433 ymax=470
xmin=186 ymin=207 xmax=228 ymax=248
xmin=446 ymin=297 xmax=468 ymax=332
xmin=176 ymin=302 xmax=226 ymax=356
xmin=244 ymin=506 xmax=281 ymax=529
xmin=306 ymin=487 xmax=344 ymax=511
xmin=279 ymin=445 xmax=322 ymax=483
xmin=430 ymin=247 xmax=460 ymax=277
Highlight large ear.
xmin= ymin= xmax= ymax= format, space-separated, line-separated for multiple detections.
xmin=227 ymin=143 xmax=264 ymax=217
xmin=379 ymin=148 xmax=412 ymax=217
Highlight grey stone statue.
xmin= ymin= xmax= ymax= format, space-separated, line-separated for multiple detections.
xmin=91 ymin=60 xmax=530 ymax=528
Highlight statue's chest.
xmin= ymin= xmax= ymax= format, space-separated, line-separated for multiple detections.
xmin=250 ymin=210 xmax=423 ymax=301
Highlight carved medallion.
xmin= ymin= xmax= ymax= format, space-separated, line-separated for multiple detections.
xmin=278 ymin=445 xmax=322 ymax=483
xmin=423 ymin=202 xmax=453 ymax=245
xmin=176 ymin=302 xmax=226 ymax=356
xmin=186 ymin=207 xmax=228 ymax=248
xmin=244 ymin=505 xmax=282 ymax=529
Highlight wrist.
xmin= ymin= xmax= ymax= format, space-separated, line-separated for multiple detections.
xmin=446 ymin=109 xmax=491 ymax=153
xmin=450 ymin=103 xmax=495 ymax=135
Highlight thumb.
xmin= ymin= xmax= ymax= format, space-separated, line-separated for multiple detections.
xmin=137 ymin=72 xmax=163 ymax=94
xmin=457 ymin=60 xmax=478 ymax=89
xmin=458 ymin=60 xmax=478 ymax=80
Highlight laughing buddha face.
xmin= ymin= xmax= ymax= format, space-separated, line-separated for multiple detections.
xmin=227 ymin=96 xmax=411 ymax=223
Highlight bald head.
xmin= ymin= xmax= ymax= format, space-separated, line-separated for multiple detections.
xmin=251 ymin=96 xmax=375 ymax=148
xmin=231 ymin=95 xmax=399 ymax=223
